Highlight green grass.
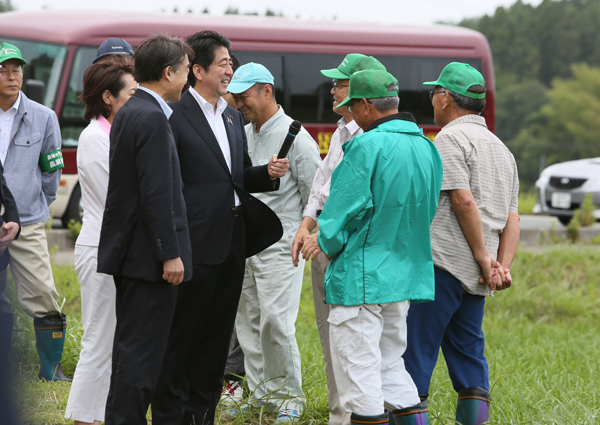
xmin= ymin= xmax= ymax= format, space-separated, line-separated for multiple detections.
xmin=10 ymin=246 xmax=600 ymax=424
xmin=518 ymin=190 xmax=538 ymax=215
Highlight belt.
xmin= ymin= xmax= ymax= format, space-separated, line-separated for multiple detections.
xmin=316 ymin=209 xmax=322 ymax=218
xmin=232 ymin=206 xmax=244 ymax=217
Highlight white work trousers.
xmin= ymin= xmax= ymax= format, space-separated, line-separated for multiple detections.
xmin=328 ymin=301 xmax=421 ymax=416
xmin=65 ymin=245 xmax=116 ymax=422
xmin=236 ymin=220 xmax=305 ymax=412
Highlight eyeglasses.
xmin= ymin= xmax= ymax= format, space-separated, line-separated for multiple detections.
xmin=429 ymin=90 xmax=447 ymax=101
xmin=346 ymin=98 xmax=372 ymax=113
xmin=0 ymin=65 xmax=23 ymax=76
xmin=332 ymin=79 xmax=349 ymax=90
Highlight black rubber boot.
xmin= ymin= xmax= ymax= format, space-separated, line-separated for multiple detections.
xmin=351 ymin=411 xmax=390 ymax=425
xmin=392 ymin=400 xmax=429 ymax=425
xmin=33 ymin=313 xmax=71 ymax=381
xmin=455 ymin=387 xmax=490 ymax=425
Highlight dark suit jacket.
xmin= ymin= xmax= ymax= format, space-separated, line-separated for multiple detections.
xmin=169 ymin=90 xmax=282 ymax=265
xmin=0 ymin=162 xmax=20 ymax=272
xmin=98 ymin=89 xmax=192 ymax=282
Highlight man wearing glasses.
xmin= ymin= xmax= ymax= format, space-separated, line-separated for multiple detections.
xmin=403 ymin=62 xmax=520 ymax=425
xmin=0 ymin=42 xmax=67 ymax=382
xmin=292 ymin=53 xmax=385 ymax=425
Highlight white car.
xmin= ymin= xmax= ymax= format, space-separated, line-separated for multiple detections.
xmin=534 ymin=157 xmax=600 ymax=225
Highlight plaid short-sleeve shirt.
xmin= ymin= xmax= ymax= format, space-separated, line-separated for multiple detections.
xmin=430 ymin=115 xmax=519 ymax=296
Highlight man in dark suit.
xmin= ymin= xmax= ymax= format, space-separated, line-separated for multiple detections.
xmin=0 ymin=162 xmax=20 ymax=425
xmin=151 ymin=31 xmax=288 ymax=425
xmin=97 ymin=34 xmax=194 ymax=425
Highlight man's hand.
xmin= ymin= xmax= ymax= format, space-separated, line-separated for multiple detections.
xmin=476 ymin=252 xmax=499 ymax=290
xmin=162 ymin=257 xmax=185 ymax=286
xmin=268 ymin=154 xmax=289 ymax=178
xmin=292 ymin=226 xmax=310 ymax=267
xmin=0 ymin=222 xmax=20 ymax=255
xmin=480 ymin=264 xmax=512 ymax=291
xmin=301 ymin=233 xmax=322 ymax=262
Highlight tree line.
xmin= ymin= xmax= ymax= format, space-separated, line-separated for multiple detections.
xmin=460 ymin=0 xmax=600 ymax=187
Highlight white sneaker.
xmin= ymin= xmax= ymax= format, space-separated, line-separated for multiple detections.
xmin=221 ymin=380 xmax=243 ymax=406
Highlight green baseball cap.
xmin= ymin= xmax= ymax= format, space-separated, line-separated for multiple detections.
xmin=321 ymin=54 xmax=386 ymax=79
xmin=423 ymin=62 xmax=485 ymax=99
xmin=0 ymin=42 xmax=26 ymax=66
xmin=337 ymin=69 xmax=398 ymax=109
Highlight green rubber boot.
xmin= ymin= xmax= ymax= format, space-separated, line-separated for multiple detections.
xmin=351 ymin=411 xmax=389 ymax=425
xmin=34 ymin=313 xmax=71 ymax=381
xmin=455 ymin=387 xmax=490 ymax=425
xmin=392 ymin=400 xmax=429 ymax=425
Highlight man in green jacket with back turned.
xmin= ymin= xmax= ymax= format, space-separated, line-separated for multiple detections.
xmin=317 ymin=69 xmax=443 ymax=425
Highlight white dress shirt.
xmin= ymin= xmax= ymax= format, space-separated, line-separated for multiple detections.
xmin=136 ymin=86 xmax=173 ymax=119
xmin=303 ymin=117 xmax=362 ymax=221
xmin=189 ymin=87 xmax=239 ymax=205
xmin=0 ymin=92 xmax=21 ymax=165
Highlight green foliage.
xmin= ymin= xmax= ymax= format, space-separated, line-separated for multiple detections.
xmin=508 ymin=63 xmax=600 ymax=186
xmin=66 ymin=219 xmax=81 ymax=241
xmin=580 ymin=193 xmax=596 ymax=226
xmin=495 ymin=80 xmax=548 ymax=142
xmin=0 ymin=0 xmax=13 ymax=12
xmin=567 ymin=209 xmax=581 ymax=242
xmin=517 ymin=189 xmax=537 ymax=215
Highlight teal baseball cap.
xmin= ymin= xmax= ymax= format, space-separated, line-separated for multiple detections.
xmin=227 ymin=62 xmax=274 ymax=94
xmin=423 ymin=62 xmax=486 ymax=99
xmin=0 ymin=42 xmax=27 ymax=66
xmin=321 ymin=54 xmax=387 ymax=79
xmin=337 ymin=69 xmax=398 ymax=108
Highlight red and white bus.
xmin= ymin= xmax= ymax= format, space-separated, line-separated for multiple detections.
xmin=0 ymin=10 xmax=495 ymax=226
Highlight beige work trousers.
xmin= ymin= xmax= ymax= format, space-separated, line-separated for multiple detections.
xmin=7 ymin=221 xmax=59 ymax=318
xmin=311 ymin=252 xmax=350 ymax=425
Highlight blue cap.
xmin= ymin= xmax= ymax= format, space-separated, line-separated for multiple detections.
xmin=227 ymin=62 xmax=274 ymax=94
xmin=93 ymin=38 xmax=134 ymax=63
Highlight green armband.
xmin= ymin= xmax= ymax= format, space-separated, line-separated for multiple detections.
xmin=39 ymin=148 xmax=65 ymax=172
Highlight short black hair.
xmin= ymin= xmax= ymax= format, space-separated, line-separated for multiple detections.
xmin=231 ymin=53 xmax=240 ymax=73
xmin=449 ymin=84 xmax=486 ymax=114
xmin=133 ymin=34 xmax=194 ymax=83
xmin=186 ymin=30 xmax=231 ymax=86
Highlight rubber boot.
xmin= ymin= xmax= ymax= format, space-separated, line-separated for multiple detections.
xmin=351 ymin=411 xmax=390 ymax=425
xmin=455 ymin=387 xmax=490 ymax=425
xmin=393 ymin=400 xmax=429 ymax=425
xmin=33 ymin=312 xmax=71 ymax=381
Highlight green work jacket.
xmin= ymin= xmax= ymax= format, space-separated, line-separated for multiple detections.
xmin=317 ymin=116 xmax=443 ymax=306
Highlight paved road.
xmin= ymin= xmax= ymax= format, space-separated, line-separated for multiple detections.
xmin=520 ymin=214 xmax=600 ymax=230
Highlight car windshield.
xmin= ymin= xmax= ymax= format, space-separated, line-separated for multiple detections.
xmin=0 ymin=36 xmax=67 ymax=109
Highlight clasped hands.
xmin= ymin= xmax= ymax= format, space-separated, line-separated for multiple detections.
xmin=292 ymin=228 xmax=328 ymax=267
xmin=477 ymin=252 xmax=512 ymax=291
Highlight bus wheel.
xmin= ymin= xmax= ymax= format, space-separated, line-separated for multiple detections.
xmin=61 ymin=183 xmax=83 ymax=228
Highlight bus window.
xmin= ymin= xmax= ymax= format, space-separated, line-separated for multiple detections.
xmin=0 ymin=37 xmax=66 ymax=109
xmin=61 ymin=46 xmax=96 ymax=147
xmin=233 ymin=52 xmax=483 ymax=126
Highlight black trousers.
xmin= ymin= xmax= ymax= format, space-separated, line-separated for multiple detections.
xmin=152 ymin=215 xmax=246 ymax=425
xmin=104 ymin=275 xmax=179 ymax=425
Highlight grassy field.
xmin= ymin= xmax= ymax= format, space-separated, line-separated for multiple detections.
xmin=8 ymin=245 xmax=600 ymax=424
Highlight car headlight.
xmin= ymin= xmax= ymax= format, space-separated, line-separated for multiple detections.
xmin=583 ymin=178 xmax=600 ymax=191
xmin=536 ymin=169 xmax=552 ymax=186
